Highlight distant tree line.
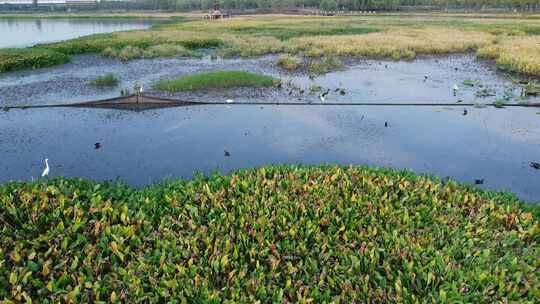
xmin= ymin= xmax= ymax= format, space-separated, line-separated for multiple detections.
xmin=0 ymin=0 xmax=537 ymax=12
xmin=141 ymin=0 xmax=539 ymax=12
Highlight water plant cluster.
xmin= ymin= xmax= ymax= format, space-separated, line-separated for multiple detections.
xmin=1 ymin=15 xmax=540 ymax=76
xmin=89 ymin=73 xmax=119 ymax=88
xmin=1 ymin=165 xmax=539 ymax=302
xmin=0 ymin=48 xmax=69 ymax=73
xmin=153 ymin=70 xmax=275 ymax=92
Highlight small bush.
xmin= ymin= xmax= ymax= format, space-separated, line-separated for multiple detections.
xmin=308 ymin=56 xmax=344 ymax=76
xmin=89 ymin=73 xmax=119 ymax=87
xmin=277 ymin=54 xmax=302 ymax=71
xmin=153 ymin=70 xmax=275 ymax=92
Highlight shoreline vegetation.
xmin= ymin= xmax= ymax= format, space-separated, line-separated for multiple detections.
xmin=0 ymin=14 xmax=539 ymax=76
xmin=153 ymin=70 xmax=275 ymax=91
xmin=1 ymin=165 xmax=539 ymax=302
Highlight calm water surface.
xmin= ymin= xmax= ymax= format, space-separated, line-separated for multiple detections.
xmin=0 ymin=18 xmax=154 ymax=48
xmin=0 ymin=54 xmax=539 ymax=202
xmin=0 ymin=105 xmax=539 ymax=203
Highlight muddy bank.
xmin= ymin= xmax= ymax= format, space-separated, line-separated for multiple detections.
xmin=1 ymin=53 xmax=538 ymax=107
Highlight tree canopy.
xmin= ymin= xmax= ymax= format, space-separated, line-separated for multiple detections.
xmin=142 ymin=0 xmax=539 ymax=11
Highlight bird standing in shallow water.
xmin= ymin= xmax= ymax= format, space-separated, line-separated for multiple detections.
xmin=463 ymin=108 xmax=468 ymax=116
xmin=319 ymin=89 xmax=330 ymax=102
xmin=453 ymin=84 xmax=459 ymax=96
xmin=41 ymin=158 xmax=50 ymax=177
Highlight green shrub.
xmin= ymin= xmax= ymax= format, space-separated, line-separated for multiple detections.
xmin=0 ymin=165 xmax=539 ymax=302
xmin=89 ymin=73 xmax=119 ymax=87
xmin=0 ymin=48 xmax=70 ymax=73
xmin=153 ymin=70 xmax=275 ymax=92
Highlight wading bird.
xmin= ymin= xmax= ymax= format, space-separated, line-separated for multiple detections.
xmin=41 ymin=158 xmax=49 ymax=177
xmin=453 ymin=84 xmax=459 ymax=96
xmin=319 ymin=89 xmax=330 ymax=102
xmin=226 ymin=99 xmax=234 ymax=103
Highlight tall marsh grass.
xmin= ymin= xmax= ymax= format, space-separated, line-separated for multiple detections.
xmin=1 ymin=15 xmax=540 ymax=76
xmin=477 ymin=36 xmax=540 ymax=76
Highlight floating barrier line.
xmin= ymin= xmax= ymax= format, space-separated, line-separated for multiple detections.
xmin=2 ymin=94 xmax=540 ymax=110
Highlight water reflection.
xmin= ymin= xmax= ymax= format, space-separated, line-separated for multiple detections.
xmin=0 ymin=105 xmax=539 ymax=202
xmin=0 ymin=18 xmax=154 ymax=48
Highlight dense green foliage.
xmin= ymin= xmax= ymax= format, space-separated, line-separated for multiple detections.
xmin=153 ymin=70 xmax=275 ymax=91
xmin=1 ymin=165 xmax=539 ymax=302
xmin=89 ymin=73 xmax=119 ymax=87
xmin=0 ymin=48 xmax=69 ymax=73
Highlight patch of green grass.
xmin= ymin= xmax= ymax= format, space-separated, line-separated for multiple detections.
xmin=462 ymin=79 xmax=478 ymax=87
xmin=0 ymin=48 xmax=69 ymax=73
xmin=3 ymin=14 xmax=540 ymax=75
xmin=230 ymin=25 xmax=379 ymax=40
xmin=493 ymin=99 xmax=506 ymax=108
xmin=0 ymin=165 xmax=539 ymax=302
xmin=153 ymin=70 xmax=274 ymax=92
xmin=89 ymin=73 xmax=119 ymax=87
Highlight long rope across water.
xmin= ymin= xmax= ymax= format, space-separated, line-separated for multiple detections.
xmin=2 ymin=94 xmax=539 ymax=110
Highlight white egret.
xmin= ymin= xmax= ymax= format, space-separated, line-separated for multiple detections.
xmin=453 ymin=84 xmax=459 ymax=97
xmin=41 ymin=158 xmax=49 ymax=177
xmin=226 ymin=99 xmax=234 ymax=103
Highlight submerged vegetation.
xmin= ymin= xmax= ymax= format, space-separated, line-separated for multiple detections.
xmin=89 ymin=73 xmax=119 ymax=87
xmin=1 ymin=15 xmax=540 ymax=76
xmin=153 ymin=70 xmax=275 ymax=92
xmin=1 ymin=165 xmax=539 ymax=302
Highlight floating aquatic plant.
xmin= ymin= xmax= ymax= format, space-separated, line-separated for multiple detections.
xmin=1 ymin=165 xmax=539 ymax=302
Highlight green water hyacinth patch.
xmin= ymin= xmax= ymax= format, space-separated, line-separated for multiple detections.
xmin=1 ymin=165 xmax=539 ymax=302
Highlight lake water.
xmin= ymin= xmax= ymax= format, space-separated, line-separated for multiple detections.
xmin=0 ymin=18 xmax=154 ymax=48
xmin=1 ymin=105 xmax=539 ymax=203
xmin=0 ymin=54 xmax=539 ymax=202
